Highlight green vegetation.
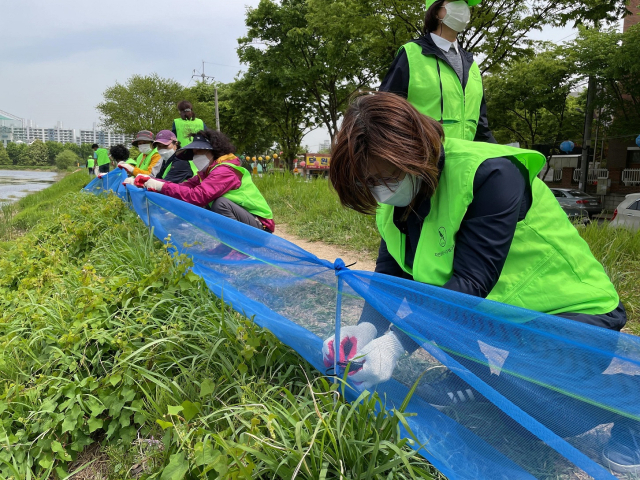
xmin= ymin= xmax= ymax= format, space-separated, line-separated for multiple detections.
xmin=255 ymin=173 xmax=380 ymax=258
xmin=0 ymin=177 xmax=440 ymax=478
xmin=55 ymin=149 xmax=81 ymax=171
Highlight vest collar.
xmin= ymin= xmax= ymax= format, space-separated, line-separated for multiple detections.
xmin=413 ymin=33 xmax=475 ymax=88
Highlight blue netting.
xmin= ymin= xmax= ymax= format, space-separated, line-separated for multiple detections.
xmin=85 ymin=170 xmax=640 ymax=480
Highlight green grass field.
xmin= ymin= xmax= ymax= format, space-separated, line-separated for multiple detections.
xmin=255 ymin=173 xmax=640 ymax=333
xmin=0 ymin=176 xmax=440 ymax=478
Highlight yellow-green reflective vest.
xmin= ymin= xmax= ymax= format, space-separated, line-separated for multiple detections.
xmin=95 ymin=148 xmax=110 ymax=166
xmin=87 ymin=157 xmax=95 ymax=168
xmin=376 ymin=138 xmax=619 ymax=316
xmin=206 ymin=162 xmax=273 ymax=219
xmin=403 ymin=42 xmax=484 ymax=141
xmin=125 ymin=158 xmax=137 ymax=165
xmin=174 ymin=118 xmax=204 ymax=147
xmin=162 ymin=160 xmax=199 ymax=181
xmin=134 ymin=148 xmax=158 ymax=172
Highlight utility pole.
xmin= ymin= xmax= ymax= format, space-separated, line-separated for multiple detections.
xmin=192 ymin=61 xmax=220 ymax=131
xmin=579 ymin=76 xmax=596 ymax=192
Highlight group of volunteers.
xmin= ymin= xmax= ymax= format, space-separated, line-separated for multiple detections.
xmin=89 ymin=100 xmax=274 ymax=235
xmin=87 ymin=0 xmax=636 ymax=472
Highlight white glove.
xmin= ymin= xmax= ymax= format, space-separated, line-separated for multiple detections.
xmin=322 ymin=322 xmax=377 ymax=368
xmin=144 ymin=178 xmax=164 ymax=192
xmin=118 ymin=162 xmax=134 ymax=173
xmin=122 ymin=177 xmax=135 ymax=185
xmin=349 ymin=331 xmax=405 ymax=390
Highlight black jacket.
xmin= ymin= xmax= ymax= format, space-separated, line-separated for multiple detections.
xmin=157 ymin=154 xmax=196 ymax=184
xmin=379 ymin=33 xmax=496 ymax=144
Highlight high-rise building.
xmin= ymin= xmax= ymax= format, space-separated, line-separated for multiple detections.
xmin=0 ymin=109 xmax=24 ymax=146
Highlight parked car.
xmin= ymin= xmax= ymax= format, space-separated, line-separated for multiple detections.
xmin=610 ymin=193 xmax=640 ymax=231
xmin=562 ymin=205 xmax=590 ymax=225
xmin=550 ymin=188 xmax=602 ymax=217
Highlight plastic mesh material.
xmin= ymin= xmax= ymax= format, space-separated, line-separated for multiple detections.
xmin=85 ymin=171 xmax=640 ymax=480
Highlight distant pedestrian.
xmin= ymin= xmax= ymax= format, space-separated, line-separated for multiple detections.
xmin=87 ymin=156 xmax=95 ymax=176
xmin=172 ymin=101 xmax=206 ymax=148
xmin=92 ymin=144 xmax=111 ymax=175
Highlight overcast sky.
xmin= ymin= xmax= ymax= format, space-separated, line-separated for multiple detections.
xmin=1 ymin=1 xmax=605 ymax=151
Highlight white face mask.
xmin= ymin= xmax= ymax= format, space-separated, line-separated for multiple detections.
xmin=443 ymin=1 xmax=471 ymax=33
xmin=138 ymin=143 xmax=152 ymax=154
xmin=370 ymin=174 xmax=423 ymax=207
xmin=192 ymin=154 xmax=211 ymax=171
xmin=158 ymin=149 xmax=174 ymax=160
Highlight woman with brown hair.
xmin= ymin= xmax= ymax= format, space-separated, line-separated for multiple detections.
xmin=380 ymin=0 xmax=495 ymax=143
xmin=324 ymin=91 xmax=636 ymax=472
xmin=324 ymin=91 xmax=624 ymax=390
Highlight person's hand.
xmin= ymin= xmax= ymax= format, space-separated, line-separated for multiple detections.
xmin=145 ymin=178 xmax=164 ymax=192
xmin=122 ymin=177 xmax=135 ymax=185
xmin=133 ymin=175 xmax=150 ymax=188
xmin=117 ymin=162 xmax=134 ymax=173
xmin=349 ymin=331 xmax=405 ymax=390
xmin=322 ymin=322 xmax=377 ymax=369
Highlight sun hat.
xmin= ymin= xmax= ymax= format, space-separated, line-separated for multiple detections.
xmin=132 ymin=130 xmax=154 ymax=146
xmin=175 ymin=132 xmax=213 ymax=160
xmin=153 ymin=130 xmax=177 ymax=146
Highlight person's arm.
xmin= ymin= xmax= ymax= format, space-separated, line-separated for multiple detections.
xmin=379 ymin=48 xmax=410 ymax=98
xmin=171 ymin=121 xmax=177 ymax=135
xmin=473 ymin=94 xmax=497 ymax=144
xmin=132 ymin=153 xmax=162 ymax=177
xmin=160 ymin=165 xmax=241 ymax=207
xmin=444 ymin=157 xmax=529 ymax=296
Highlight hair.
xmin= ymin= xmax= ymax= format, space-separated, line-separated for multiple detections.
xmin=177 ymin=100 xmax=196 ymax=120
xmin=91 ymin=143 xmax=99 ymax=149
xmin=109 ymin=144 xmax=130 ymax=162
xmin=329 ymin=91 xmax=443 ymax=217
xmin=198 ymin=128 xmax=236 ymax=161
xmin=423 ymin=0 xmax=445 ymax=36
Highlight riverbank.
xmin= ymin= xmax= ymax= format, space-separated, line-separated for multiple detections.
xmin=0 ymin=173 xmax=440 ymax=479
xmin=0 ymin=164 xmax=63 ymax=171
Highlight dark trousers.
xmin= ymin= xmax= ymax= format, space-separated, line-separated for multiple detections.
xmin=98 ymin=164 xmax=110 ymax=174
xmin=211 ymin=197 xmax=264 ymax=231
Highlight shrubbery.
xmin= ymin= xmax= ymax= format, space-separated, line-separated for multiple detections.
xmin=54 ymin=149 xmax=79 ymax=170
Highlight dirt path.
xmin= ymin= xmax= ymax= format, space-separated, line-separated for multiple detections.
xmin=276 ymin=224 xmax=376 ymax=272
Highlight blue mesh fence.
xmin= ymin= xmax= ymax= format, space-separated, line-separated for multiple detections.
xmin=85 ymin=170 xmax=640 ymax=480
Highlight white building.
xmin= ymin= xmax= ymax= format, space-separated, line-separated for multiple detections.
xmin=0 ymin=110 xmax=132 ymax=148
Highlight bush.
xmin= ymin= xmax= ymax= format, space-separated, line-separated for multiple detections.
xmin=55 ymin=149 xmax=80 ymax=170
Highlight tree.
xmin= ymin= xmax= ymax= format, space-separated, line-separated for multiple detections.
xmin=55 ymin=150 xmax=79 ymax=170
xmin=45 ymin=141 xmax=64 ymax=166
xmin=21 ymin=140 xmax=49 ymax=166
xmin=97 ymin=74 xmax=186 ymax=135
xmin=0 ymin=143 xmax=10 ymax=165
xmin=6 ymin=143 xmax=27 ymax=166
xmin=484 ymin=45 xmax=583 ymax=148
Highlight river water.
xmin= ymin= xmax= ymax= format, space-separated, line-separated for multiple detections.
xmin=0 ymin=170 xmax=61 ymax=203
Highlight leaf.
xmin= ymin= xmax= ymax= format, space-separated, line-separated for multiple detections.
xmin=167 ymin=405 xmax=183 ymax=416
xmin=38 ymin=452 xmax=54 ymax=469
xmin=181 ymin=401 xmax=200 ymax=422
xmin=88 ymin=417 xmax=103 ymax=433
xmin=109 ymin=373 xmax=122 ymax=386
xmin=51 ymin=440 xmax=64 ymax=453
xmin=238 ymin=363 xmax=248 ymax=375
xmin=156 ymin=419 xmax=173 ymax=430
xmin=200 ymin=379 xmax=216 ymax=398
xmin=160 ymin=451 xmax=189 ymax=480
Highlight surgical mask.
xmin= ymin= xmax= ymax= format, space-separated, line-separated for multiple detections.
xmin=370 ymin=174 xmax=422 ymax=207
xmin=138 ymin=144 xmax=152 ymax=154
xmin=192 ymin=154 xmax=210 ymax=171
xmin=443 ymin=1 xmax=471 ymax=33
xmin=158 ymin=149 xmax=174 ymax=160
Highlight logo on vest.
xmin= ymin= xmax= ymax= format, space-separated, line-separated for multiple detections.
xmin=438 ymin=227 xmax=447 ymax=248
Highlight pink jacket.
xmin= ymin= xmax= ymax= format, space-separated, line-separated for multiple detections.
xmin=160 ymin=155 xmax=275 ymax=233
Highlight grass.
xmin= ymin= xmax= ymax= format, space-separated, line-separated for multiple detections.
xmin=0 ymin=178 xmax=442 ymax=478
xmin=254 ymin=173 xmax=380 ymax=259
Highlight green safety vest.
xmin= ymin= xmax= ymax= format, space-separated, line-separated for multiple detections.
xmin=87 ymin=157 xmax=95 ymax=168
xmin=162 ymin=160 xmax=199 ymax=181
xmin=206 ymin=162 xmax=273 ymax=219
xmin=376 ymin=138 xmax=619 ymax=316
xmin=126 ymin=158 xmax=137 ymax=165
xmin=174 ymin=118 xmax=204 ymax=147
xmin=95 ymin=148 xmax=110 ymax=166
xmin=134 ymin=148 xmax=158 ymax=172
xmin=403 ymin=42 xmax=484 ymax=141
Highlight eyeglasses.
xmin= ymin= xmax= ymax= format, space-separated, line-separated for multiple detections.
xmin=362 ymin=170 xmax=405 ymax=188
